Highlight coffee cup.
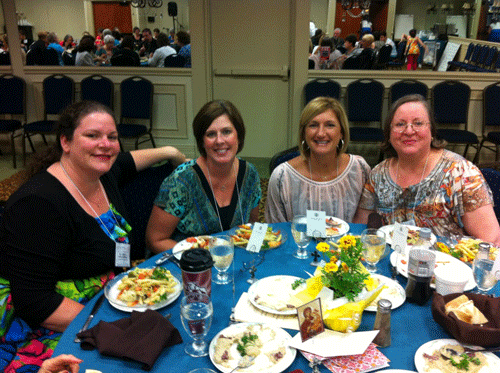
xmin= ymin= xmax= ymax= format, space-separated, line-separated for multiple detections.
xmin=180 ymin=248 xmax=214 ymax=303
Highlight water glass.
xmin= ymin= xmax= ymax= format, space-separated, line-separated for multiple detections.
xmin=291 ymin=215 xmax=311 ymax=259
xmin=361 ymin=228 xmax=386 ymax=273
xmin=209 ymin=235 xmax=234 ymax=285
xmin=180 ymin=296 xmax=213 ymax=357
xmin=473 ymin=258 xmax=499 ymax=294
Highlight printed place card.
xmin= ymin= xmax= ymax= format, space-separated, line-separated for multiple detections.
xmin=307 ymin=210 xmax=326 ymax=238
xmin=246 ymin=223 xmax=268 ymax=253
xmin=392 ymin=223 xmax=408 ymax=255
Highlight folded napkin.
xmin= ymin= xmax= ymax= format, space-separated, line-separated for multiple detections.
xmin=301 ymin=343 xmax=390 ymax=373
xmin=77 ymin=309 xmax=182 ymax=370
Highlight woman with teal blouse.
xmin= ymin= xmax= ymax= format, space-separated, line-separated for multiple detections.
xmin=146 ymin=100 xmax=262 ymax=253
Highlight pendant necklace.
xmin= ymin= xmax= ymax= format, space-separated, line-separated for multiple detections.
xmin=206 ymin=159 xmax=244 ymax=232
xmin=308 ymin=157 xmax=339 ymax=181
xmin=393 ymin=151 xmax=430 ymax=223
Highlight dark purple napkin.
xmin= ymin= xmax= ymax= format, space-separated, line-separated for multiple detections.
xmin=367 ymin=213 xmax=384 ymax=229
xmin=77 ymin=309 xmax=182 ymax=370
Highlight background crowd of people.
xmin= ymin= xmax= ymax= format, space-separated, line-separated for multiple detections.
xmin=0 ymin=26 xmax=191 ymax=68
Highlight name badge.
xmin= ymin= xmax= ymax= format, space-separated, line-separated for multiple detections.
xmin=115 ymin=242 xmax=131 ymax=267
xmin=392 ymin=222 xmax=408 ymax=255
xmin=246 ymin=223 xmax=268 ymax=253
xmin=307 ymin=210 xmax=326 ymax=238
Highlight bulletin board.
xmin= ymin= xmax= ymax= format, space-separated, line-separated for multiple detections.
xmin=394 ymin=14 xmax=414 ymax=40
xmin=436 ymin=42 xmax=461 ymax=71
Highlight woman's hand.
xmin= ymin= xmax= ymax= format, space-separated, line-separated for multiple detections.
xmin=38 ymin=354 xmax=82 ymax=373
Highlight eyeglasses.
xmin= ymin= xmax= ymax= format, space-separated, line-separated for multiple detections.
xmin=391 ymin=121 xmax=429 ymax=133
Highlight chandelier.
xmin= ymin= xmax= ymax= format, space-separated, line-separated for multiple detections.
xmin=341 ymin=0 xmax=371 ymax=18
xmin=130 ymin=0 xmax=163 ymax=8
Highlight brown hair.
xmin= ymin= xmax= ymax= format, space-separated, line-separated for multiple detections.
xmin=381 ymin=94 xmax=446 ymax=158
xmin=298 ymin=97 xmax=350 ymax=158
xmin=192 ymin=100 xmax=245 ymax=157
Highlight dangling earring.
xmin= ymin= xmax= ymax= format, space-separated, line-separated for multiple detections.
xmin=302 ymin=140 xmax=309 ymax=151
xmin=337 ymin=138 xmax=345 ymax=152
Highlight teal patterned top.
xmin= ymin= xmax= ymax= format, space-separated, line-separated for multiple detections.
xmin=154 ymin=158 xmax=261 ymax=241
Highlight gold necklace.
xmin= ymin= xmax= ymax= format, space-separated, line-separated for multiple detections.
xmin=308 ymin=157 xmax=339 ymax=181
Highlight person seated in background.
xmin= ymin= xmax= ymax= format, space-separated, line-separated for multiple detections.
xmin=373 ymin=31 xmax=384 ymax=51
xmin=153 ymin=28 xmax=160 ymax=40
xmin=18 ymin=28 xmax=31 ymax=52
xmin=176 ymin=30 xmax=191 ymax=67
xmin=168 ymin=27 xmax=176 ymax=44
xmin=332 ymin=28 xmax=344 ymax=50
xmin=358 ymin=33 xmax=376 ymax=69
xmin=110 ymin=35 xmax=140 ymax=66
xmin=47 ymin=32 xmax=64 ymax=65
xmin=265 ymin=97 xmax=370 ymax=223
xmin=27 ymin=30 xmax=49 ymax=65
xmin=112 ymin=29 xmax=122 ymax=46
xmin=309 ymin=35 xmax=342 ymax=70
xmin=148 ymin=32 xmax=177 ymax=67
xmin=132 ymin=26 xmax=142 ymax=51
xmin=96 ymin=34 xmax=115 ymax=65
xmin=60 ymin=34 xmax=75 ymax=51
xmin=337 ymin=33 xmax=361 ymax=69
xmin=380 ymin=30 xmax=397 ymax=58
xmin=75 ymin=35 xmax=106 ymax=66
xmin=311 ymin=28 xmax=323 ymax=47
xmin=139 ymin=28 xmax=158 ymax=58
xmin=94 ymin=28 xmax=104 ymax=48
xmin=354 ymin=94 xmax=500 ymax=246
xmin=146 ymin=100 xmax=261 ymax=253
xmin=0 ymin=101 xmax=187 ymax=371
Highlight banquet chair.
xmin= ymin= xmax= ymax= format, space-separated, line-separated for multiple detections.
xmin=373 ymin=44 xmax=392 ymax=70
xmin=164 ymin=54 xmax=186 ymax=67
xmin=269 ymin=146 xmax=300 ymax=175
xmin=0 ymin=74 xmax=26 ymax=168
xmin=346 ymin=79 xmax=385 ymax=153
xmin=448 ymin=42 xmax=474 ymax=71
xmin=23 ymin=74 xmax=74 ymax=163
xmin=389 ymin=79 xmax=428 ymax=104
xmin=431 ymin=80 xmax=477 ymax=159
xmin=304 ymin=79 xmax=341 ymax=105
xmin=387 ymin=41 xmax=406 ymax=69
xmin=480 ymin=168 xmax=500 ymax=223
xmin=475 ymin=82 xmax=500 ymax=163
xmin=118 ymin=76 xmax=155 ymax=150
xmin=80 ymin=74 xmax=114 ymax=109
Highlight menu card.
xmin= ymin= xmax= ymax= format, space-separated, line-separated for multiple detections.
xmin=301 ymin=343 xmax=390 ymax=373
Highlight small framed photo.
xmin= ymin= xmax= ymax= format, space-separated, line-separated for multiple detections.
xmin=297 ymin=298 xmax=325 ymax=343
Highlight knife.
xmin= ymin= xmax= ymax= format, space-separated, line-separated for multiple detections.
xmin=74 ymin=293 xmax=105 ymax=343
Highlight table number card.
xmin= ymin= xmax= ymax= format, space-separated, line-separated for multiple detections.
xmin=392 ymin=223 xmax=408 ymax=255
xmin=246 ymin=223 xmax=268 ymax=253
xmin=307 ymin=210 xmax=326 ymax=238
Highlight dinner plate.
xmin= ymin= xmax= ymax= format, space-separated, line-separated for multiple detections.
xmin=172 ymin=235 xmax=212 ymax=260
xmin=379 ymin=225 xmax=437 ymax=247
xmin=209 ymin=322 xmax=296 ymax=373
xmin=414 ymin=339 xmax=500 ymax=373
xmin=104 ymin=269 xmax=182 ymax=312
xmin=390 ymin=251 xmax=476 ymax=291
xmin=376 ymin=370 xmax=417 ymax=373
xmin=365 ymin=274 xmax=406 ymax=312
xmin=229 ymin=223 xmax=288 ymax=251
xmin=325 ymin=216 xmax=350 ymax=237
xmin=247 ymin=275 xmax=306 ymax=315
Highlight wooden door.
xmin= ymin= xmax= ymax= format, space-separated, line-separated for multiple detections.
xmin=92 ymin=2 xmax=133 ymax=35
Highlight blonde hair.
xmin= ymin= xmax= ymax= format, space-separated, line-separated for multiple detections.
xmin=362 ymin=33 xmax=374 ymax=45
xmin=298 ymin=97 xmax=350 ymax=158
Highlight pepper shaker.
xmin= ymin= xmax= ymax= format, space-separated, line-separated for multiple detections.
xmin=373 ymin=299 xmax=392 ymax=347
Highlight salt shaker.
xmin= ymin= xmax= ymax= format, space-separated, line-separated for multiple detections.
xmin=373 ymin=299 xmax=392 ymax=347
xmin=477 ymin=242 xmax=491 ymax=261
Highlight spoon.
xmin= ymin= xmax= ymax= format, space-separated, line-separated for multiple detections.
xmin=229 ymin=355 xmax=256 ymax=372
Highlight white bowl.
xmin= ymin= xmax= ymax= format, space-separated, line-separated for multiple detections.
xmin=434 ymin=265 xmax=469 ymax=296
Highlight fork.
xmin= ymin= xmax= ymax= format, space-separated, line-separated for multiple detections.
xmin=229 ymin=356 xmax=256 ymax=372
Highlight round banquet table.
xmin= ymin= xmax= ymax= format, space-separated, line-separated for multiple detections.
xmin=53 ymin=222 xmax=499 ymax=372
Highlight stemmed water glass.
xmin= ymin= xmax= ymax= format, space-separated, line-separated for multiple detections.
xmin=180 ymin=296 xmax=213 ymax=357
xmin=292 ymin=215 xmax=311 ymax=259
xmin=473 ymin=257 xmax=499 ymax=294
xmin=361 ymin=228 xmax=386 ymax=273
xmin=209 ymin=235 xmax=234 ymax=285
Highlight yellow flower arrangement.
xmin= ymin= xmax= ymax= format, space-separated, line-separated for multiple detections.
xmin=316 ymin=235 xmax=369 ymax=301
